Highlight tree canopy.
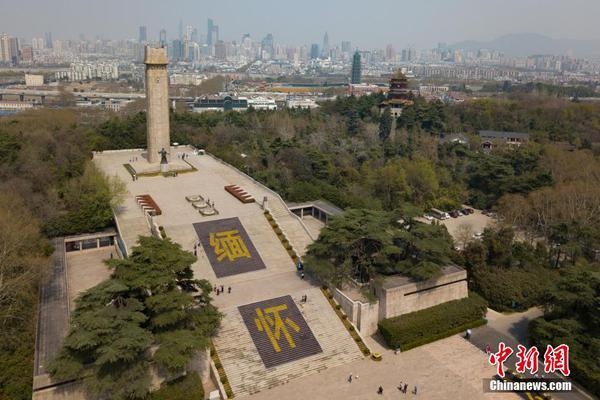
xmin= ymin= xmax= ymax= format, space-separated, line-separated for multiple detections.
xmin=48 ymin=236 xmax=221 ymax=400
xmin=305 ymin=208 xmax=454 ymax=286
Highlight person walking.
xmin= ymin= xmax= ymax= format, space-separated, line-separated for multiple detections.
xmin=413 ymin=385 xmax=418 ymax=395
xmin=228 ymin=286 xmax=231 ymax=294
xmin=348 ymin=374 xmax=352 ymax=383
xmin=403 ymin=383 xmax=408 ymax=393
xmin=377 ymin=386 xmax=383 ymax=395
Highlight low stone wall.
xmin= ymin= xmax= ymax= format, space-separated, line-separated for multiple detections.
xmin=333 ymin=288 xmax=379 ymax=336
xmin=380 ymin=268 xmax=468 ymax=319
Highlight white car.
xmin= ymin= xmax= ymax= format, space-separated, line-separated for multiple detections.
xmin=424 ymin=214 xmax=434 ymax=221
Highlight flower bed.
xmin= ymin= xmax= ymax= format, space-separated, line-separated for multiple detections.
xmin=210 ymin=343 xmax=234 ymax=398
xmin=321 ymin=288 xmax=371 ymax=357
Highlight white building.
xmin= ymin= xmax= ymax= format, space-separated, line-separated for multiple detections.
xmin=286 ymin=97 xmax=319 ymax=109
xmin=25 ymin=74 xmax=44 ymax=87
xmin=247 ymin=96 xmax=277 ymax=110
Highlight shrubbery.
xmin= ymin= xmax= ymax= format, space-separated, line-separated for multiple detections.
xmin=378 ymin=294 xmax=488 ymax=350
xmin=149 ymin=373 xmax=204 ymax=400
xmin=470 ymin=265 xmax=556 ymax=311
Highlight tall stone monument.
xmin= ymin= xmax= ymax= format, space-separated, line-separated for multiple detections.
xmin=144 ymin=46 xmax=170 ymax=164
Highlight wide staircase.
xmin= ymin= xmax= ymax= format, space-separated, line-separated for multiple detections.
xmin=214 ymin=287 xmax=363 ymax=398
xmin=266 ymin=198 xmax=314 ymax=256
xmin=115 ymin=197 xmax=152 ymax=253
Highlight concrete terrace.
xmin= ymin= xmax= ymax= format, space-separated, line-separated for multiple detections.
xmin=93 ymin=147 xmax=362 ymax=396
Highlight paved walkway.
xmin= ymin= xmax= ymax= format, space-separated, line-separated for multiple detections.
xmin=247 ymin=335 xmax=517 ymax=400
xmin=34 ymin=238 xmax=69 ymax=382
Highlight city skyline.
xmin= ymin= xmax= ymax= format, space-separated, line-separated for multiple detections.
xmin=3 ymin=0 xmax=600 ymax=50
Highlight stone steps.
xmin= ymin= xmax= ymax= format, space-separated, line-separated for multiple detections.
xmin=214 ymin=288 xmax=363 ymax=398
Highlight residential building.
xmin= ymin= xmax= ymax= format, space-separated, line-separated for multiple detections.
xmin=478 ymin=130 xmax=529 ymax=149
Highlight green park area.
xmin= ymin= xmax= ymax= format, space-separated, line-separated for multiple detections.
xmin=1 ymin=89 xmax=599 ymax=398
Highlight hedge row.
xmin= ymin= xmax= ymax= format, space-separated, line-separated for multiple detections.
xmin=378 ymin=293 xmax=488 ymax=350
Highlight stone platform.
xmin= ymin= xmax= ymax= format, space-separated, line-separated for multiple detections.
xmin=127 ymin=152 xmax=194 ymax=175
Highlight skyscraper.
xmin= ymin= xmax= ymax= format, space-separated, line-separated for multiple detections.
xmin=351 ymin=51 xmax=361 ymax=84
xmin=207 ymin=18 xmax=219 ymax=47
xmin=159 ymin=29 xmax=167 ymax=47
xmin=310 ymin=44 xmax=319 ymax=60
xmin=261 ymin=33 xmax=274 ymax=59
xmin=178 ymin=19 xmax=183 ymax=41
xmin=139 ymin=26 xmax=147 ymax=43
xmin=44 ymin=32 xmax=53 ymax=49
xmin=341 ymin=41 xmax=351 ymax=53
xmin=215 ymin=40 xmax=227 ymax=60
xmin=321 ymin=32 xmax=330 ymax=59
xmin=171 ymin=39 xmax=184 ymax=61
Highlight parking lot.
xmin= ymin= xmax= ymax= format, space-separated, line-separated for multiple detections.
xmin=441 ymin=209 xmax=495 ymax=240
xmin=417 ymin=208 xmax=496 ymax=248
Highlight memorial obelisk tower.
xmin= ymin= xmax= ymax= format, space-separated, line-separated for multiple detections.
xmin=144 ymin=45 xmax=170 ymax=164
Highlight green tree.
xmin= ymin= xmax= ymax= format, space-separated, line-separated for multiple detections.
xmin=48 ymin=237 xmax=221 ymax=400
xmin=378 ymin=108 xmax=392 ymax=141
xmin=44 ymin=164 xmax=126 ymax=236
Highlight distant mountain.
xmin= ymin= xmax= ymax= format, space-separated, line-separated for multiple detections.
xmin=451 ymin=33 xmax=600 ymax=58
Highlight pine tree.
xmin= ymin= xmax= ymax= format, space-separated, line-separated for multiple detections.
xmin=379 ymin=108 xmax=393 ymax=141
xmin=48 ymin=236 xmax=221 ymax=400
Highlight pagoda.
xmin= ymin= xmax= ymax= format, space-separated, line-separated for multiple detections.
xmin=380 ymin=70 xmax=413 ymax=117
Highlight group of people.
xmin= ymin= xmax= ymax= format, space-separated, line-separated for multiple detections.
xmin=347 ymin=374 xmax=418 ymax=396
xmin=177 ymin=153 xmax=190 ymax=160
xmin=214 ymin=284 xmax=231 ymax=295
xmin=300 ymin=294 xmax=308 ymax=303
xmin=396 ymin=382 xmax=417 ymax=395
xmin=128 ymin=156 xmax=139 ymax=163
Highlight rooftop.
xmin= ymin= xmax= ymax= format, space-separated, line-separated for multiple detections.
xmin=478 ymin=130 xmax=530 ymax=140
xmin=381 ymin=265 xmax=465 ymax=290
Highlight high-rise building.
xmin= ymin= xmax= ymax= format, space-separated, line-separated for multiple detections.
xmin=351 ymin=51 xmax=361 ymax=84
xmin=139 ymin=26 xmax=147 ymax=43
xmin=214 ymin=40 xmax=227 ymax=60
xmin=0 ymin=34 xmax=11 ymax=63
xmin=341 ymin=41 xmax=351 ymax=53
xmin=178 ymin=19 xmax=183 ymax=41
xmin=159 ymin=29 xmax=167 ymax=47
xmin=207 ymin=18 xmax=219 ymax=47
xmin=310 ymin=44 xmax=319 ymax=60
xmin=44 ymin=32 xmax=53 ymax=49
xmin=385 ymin=44 xmax=395 ymax=61
xmin=261 ymin=33 xmax=274 ymax=59
xmin=0 ymin=34 xmax=19 ymax=64
xmin=321 ymin=32 xmax=330 ymax=58
xmin=171 ymin=39 xmax=184 ymax=61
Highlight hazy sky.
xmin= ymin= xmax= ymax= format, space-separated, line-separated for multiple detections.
xmin=2 ymin=0 xmax=600 ymax=48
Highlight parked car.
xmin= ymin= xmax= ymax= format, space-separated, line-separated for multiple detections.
xmin=423 ymin=214 xmax=434 ymax=221
xmin=460 ymin=209 xmax=470 ymax=216
xmin=430 ymin=208 xmax=450 ymax=220
xmin=450 ymin=210 xmax=460 ymax=218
